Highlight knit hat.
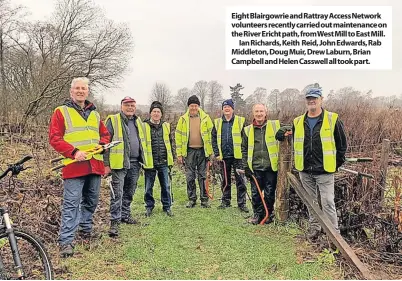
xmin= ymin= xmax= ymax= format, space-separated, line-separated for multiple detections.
xmin=150 ymin=101 xmax=163 ymax=114
xmin=222 ymin=99 xmax=234 ymax=109
xmin=187 ymin=95 xmax=200 ymax=106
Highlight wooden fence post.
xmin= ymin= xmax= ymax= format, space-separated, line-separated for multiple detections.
xmin=276 ymin=135 xmax=291 ymax=222
xmin=379 ymin=138 xmax=390 ymax=205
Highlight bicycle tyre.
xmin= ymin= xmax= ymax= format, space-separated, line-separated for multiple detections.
xmin=0 ymin=228 xmax=54 ymax=280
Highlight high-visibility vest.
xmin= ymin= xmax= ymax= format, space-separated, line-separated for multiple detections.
xmin=56 ymin=105 xmax=103 ymax=166
xmin=143 ymin=122 xmax=174 ymax=169
xmin=105 ymin=113 xmax=146 ymax=169
xmin=293 ymin=110 xmax=338 ymax=173
xmin=175 ymin=108 xmax=213 ymax=157
xmin=214 ymin=115 xmax=245 ymax=159
xmin=243 ymin=120 xmax=280 ymax=172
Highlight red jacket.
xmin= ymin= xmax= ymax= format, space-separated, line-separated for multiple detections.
xmin=49 ymin=100 xmax=111 ymax=179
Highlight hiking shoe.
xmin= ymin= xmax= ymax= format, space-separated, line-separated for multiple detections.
xmin=201 ymin=202 xmax=211 ymax=208
xmin=217 ymin=204 xmax=231 ymax=209
xmin=121 ymin=217 xmax=139 ymax=225
xmin=108 ymin=221 xmax=120 ymax=237
xmin=145 ymin=208 xmax=152 ymax=217
xmin=306 ymin=228 xmax=321 ymax=240
xmin=238 ymin=206 xmax=250 ymax=213
xmin=59 ymin=244 xmax=74 ymax=258
xmin=186 ymin=201 xmax=196 ymax=208
xmin=78 ymin=230 xmax=101 ymax=241
xmin=164 ymin=209 xmax=174 ymax=217
xmin=247 ymin=216 xmax=260 ymax=225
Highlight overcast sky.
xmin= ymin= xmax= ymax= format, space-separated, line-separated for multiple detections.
xmin=12 ymin=0 xmax=402 ymax=106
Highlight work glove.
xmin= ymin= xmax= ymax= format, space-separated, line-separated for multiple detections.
xmin=245 ymin=167 xmax=254 ymax=178
xmin=275 ymin=126 xmax=292 ymax=141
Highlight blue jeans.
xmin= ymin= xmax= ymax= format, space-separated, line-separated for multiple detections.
xmin=59 ymin=174 xmax=101 ymax=246
xmin=109 ymin=161 xmax=140 ymax=222
xmin=144 ymin=165 xmax=172 ymax=211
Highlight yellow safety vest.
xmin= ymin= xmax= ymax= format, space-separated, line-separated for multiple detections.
xmin=175 ymin=108 xmax=213 ymax=157
xmin=214 ymin=115 xmax=245 ymax=159
xmin=243 ymin=120 xmax=280 ymax=172
xmin=56 ymin=105 xmax=103 ymax=166
xmin=143 ymin=122 xmax=174 ymax=169
xmin=293 ymin=110 xmax=338 ymax=173
xmin=105 ymin=113 xmax=146 ymax=169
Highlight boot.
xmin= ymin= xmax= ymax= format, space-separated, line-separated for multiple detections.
xmin=108 ymin=220 xmax=120 ymax=237
xmin=238 ymin=205 xmax=249 ymax=213
xmin=121 ymin=216 xmax=139 ymax=224
xmin=186 ymin=201 xmax=196 ymax=208
xmin=306 ymin=227 xmax=321 ymax=240
xmin=59 ymin=244 xmax=74 ymax=258
xmin=145 ymin=208 xmax=153 ymax=217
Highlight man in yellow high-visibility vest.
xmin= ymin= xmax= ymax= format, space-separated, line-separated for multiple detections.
xmin=49 ymin=77 xmax=111 ymax=258
xmin=175 ymin=95 xmax=214 ymax=208
xmin=103 ymin=96 xmax=147 ymax=238
xmin=142 ymin=101 xmax=175 ymax=217
xmin=212 ymin=99 xmax=249 ymax=212
xmin=276 ymin=87 xmax=347 ymax=240
xmin=241 ymin=103 xmax=280 ymax=225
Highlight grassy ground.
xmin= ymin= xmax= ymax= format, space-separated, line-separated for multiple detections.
xmin=57 ymin=168 xmax=342 ymax=280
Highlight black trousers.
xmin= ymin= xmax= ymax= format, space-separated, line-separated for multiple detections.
xmin=248 ymin=168 xmax=278 ymax=221
xmin=220 ymin=157 xmax=247 ymax=207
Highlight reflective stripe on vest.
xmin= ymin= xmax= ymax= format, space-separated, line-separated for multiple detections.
xmin=143 ymin=122 xmax=174 ymax=169
xmin=175 ymin=108 xmax=213 ymax=157
xmin=57 ymin=105 xmax=102 ymax=166
xmin=106 ymin=114 xmax=125 ymax=169
xmin=293 ymin=110 xmax=338 ymax=172
xmin=243 ymin=120 xmax=280 ymax=172
xmin=106 ymin=114 xmax=147 ymax=169
xmin=214 ymin=115 xmax=245 ymax=159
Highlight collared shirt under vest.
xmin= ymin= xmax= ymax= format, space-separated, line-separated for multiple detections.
xmin=105 ymin=113 xmax=147 ymax=170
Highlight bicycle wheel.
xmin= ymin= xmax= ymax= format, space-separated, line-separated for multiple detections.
xmin=0 ymin=228 xmax=54 ymax=280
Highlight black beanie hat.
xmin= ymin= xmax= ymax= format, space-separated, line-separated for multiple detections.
xmin=150 ymin=101 xmax=163 ymax=114
xmin=187 ymin=95 xmax=200 ymax=106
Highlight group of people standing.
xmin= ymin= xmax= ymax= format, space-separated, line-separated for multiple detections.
xmin=49 ymin=77 xmax=347 ymax=258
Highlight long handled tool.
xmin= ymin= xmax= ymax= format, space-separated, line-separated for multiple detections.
xmin=338 ymin=167 xmax=374 ymax=179
xmin=221 ymin=160 xmax=228 ymax=201
xmin=205 ymin=161 xmax=213 ymax=199
xmin=106 ymin=175 xmax=115 ymax=200
xmin=168 ymin=166 xmax=174 ymax=204
xmin=250 ymin=174 xmax=269 ymax=225
xmin=50 ymin=141 xmax=122 ymax=171
xmin=340 ymin=156 xmax=375 ymax=178
xmin=236 ymin=169 xmax=268 ymax=225
xmin=345 ymin=157 xmax=373 ymax=163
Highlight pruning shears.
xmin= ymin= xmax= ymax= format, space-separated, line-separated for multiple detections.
xmin=50 ymin=141 xmax=122 ymax=171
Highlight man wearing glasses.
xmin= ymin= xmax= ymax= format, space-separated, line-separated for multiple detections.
xmin=103 ymin=96 xmax=147 ymax=237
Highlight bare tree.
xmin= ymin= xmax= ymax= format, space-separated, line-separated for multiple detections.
xmin=150 ymin=82 xmax=172 ymax=109
xmin=191 ymin=80 xmax=208 ymax=109
xmin=207 ymin=80 xmax=223 ymax=114
xmin=175 ymin=87 xmax=191 ymax=112
xmin=267 ymin=89 xmax=280 ymax=112
xmin=245 ymin=87 xmax=268 ymax=106
xmin=1 ymin=0 xmax=133 ymax=126
xmin=0 ymin=0 xmax=26 ymax=121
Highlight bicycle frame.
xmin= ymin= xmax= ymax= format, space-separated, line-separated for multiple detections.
xmin=0 ymin=155 xmax=34 ymax=279
xmin=0 ymin=207 xmax=24 ymax=278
